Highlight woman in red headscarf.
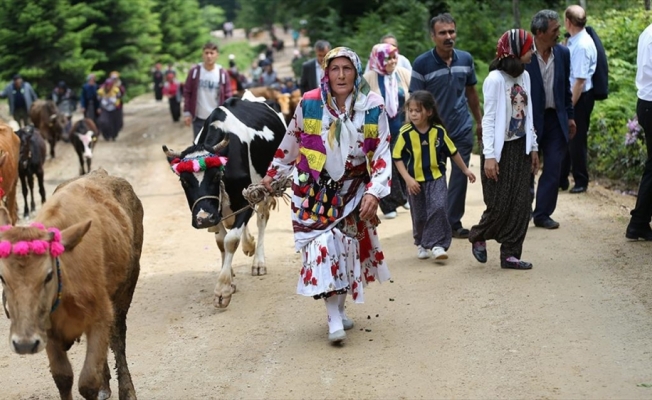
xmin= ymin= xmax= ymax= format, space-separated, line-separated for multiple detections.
xmin=468 ymin=29 xmax=540 ymax=270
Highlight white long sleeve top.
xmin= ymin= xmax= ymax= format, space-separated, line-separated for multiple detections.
xmin=481 ymin=70 xmax=538 ymax=162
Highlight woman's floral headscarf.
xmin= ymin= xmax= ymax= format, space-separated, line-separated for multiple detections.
xmin=368 ymin=43 xmax=398 ymax=76
xmin=368 ymin=43 xmax=399 ymax=118
xmin=319 ymin=46 xmax=370 ymax=121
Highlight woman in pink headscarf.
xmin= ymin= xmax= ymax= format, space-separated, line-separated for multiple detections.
xmin=468 ymin=29 xmax=540 ymax=270
xmin=363 ymin=43 xmax=411 ymax=219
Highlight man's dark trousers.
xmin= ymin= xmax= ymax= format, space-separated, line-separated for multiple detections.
xmin=448 ymin=130 xmax=474 ymax=231
xmin=534 ymin=109 xmax=568 ymax=223
xmin=561 ymin=89 xmax=594 ymax=188
xmin=629 ymin=99 xmax=652 ymax=230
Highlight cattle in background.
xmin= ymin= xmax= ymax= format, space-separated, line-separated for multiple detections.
xmin=15 ymin=125 xmax=46 ymax=219
xmin=29 ymin=99 xmax=66 ymax=159
xmin=69 ymin=118 xmax=100 ymax=175
xmin=0 ymin=169 xmax=143 ymax=400
xmin=162 ymin=97 xmax=285 ymax=308
xmin=241 ymin=87 xmax=301 ymax=126
xmin=0 ymin=123 xmax=20 ymax=224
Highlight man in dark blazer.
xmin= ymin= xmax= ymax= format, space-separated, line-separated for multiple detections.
xmin=300 ymin=40 xmax=330 ymax=94
xmin=527 ymin=10 xmax=576 ymax=229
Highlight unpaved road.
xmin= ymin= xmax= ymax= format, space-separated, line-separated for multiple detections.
xmin=2 ymin=32 xmax=652 ymax=400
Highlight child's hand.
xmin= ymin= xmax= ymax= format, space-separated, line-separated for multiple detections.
xmin=406 ymin=177 xmax=421 ymax=195
xmin=465 ymin=170 xmax=476 ymax=183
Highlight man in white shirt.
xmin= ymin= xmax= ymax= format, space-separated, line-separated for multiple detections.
xmin=364 ymin=34 xmax=412 ymax=73
xmin=183 ymin=42 xmax=233 ymax=140
xmin=561 ymin=5 xmax=597 ymax=194
xmin=626 ymin=23 xmax=652 ymax=241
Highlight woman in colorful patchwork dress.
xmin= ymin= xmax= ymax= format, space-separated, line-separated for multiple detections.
xmin=468 ymin=29 xmax=539 ymax=270
xmin=261 ymin=47 xmax=392 ymax=344
xmin=363 ymin=43 xmax=411 ymax=219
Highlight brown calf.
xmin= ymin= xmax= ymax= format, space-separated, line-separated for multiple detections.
xmin=0 ymin=123 xmax=20 ymax=224
xmin=30 ymin=99 xmax=66 ymax=159
xmin=0 ymin=169 xmax=143 ymax=400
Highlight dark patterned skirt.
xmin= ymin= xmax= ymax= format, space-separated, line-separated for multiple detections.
xmin=468 ymin=137 xmax=532 ymax=260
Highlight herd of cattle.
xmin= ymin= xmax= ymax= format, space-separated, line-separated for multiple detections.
xmin=0 ymin=100 xmax=100 ymax=221
xmin=0 ymin=91 xmax=295 ymax=399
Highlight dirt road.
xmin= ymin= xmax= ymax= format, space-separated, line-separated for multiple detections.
xmin=2 ymin=32 xmax=652 ymax=400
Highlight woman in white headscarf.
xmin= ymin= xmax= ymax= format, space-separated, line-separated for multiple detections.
xmin=364 ymin=43 xmax=411 ymax=219
xmin=262 ymin=47 xmax=392 ymax=345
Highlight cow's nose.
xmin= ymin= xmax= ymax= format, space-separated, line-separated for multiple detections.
xmin=196 ymin=214 xmax=216 ymax=228
xmin=12 ymin=337 xmax=42 ymax=354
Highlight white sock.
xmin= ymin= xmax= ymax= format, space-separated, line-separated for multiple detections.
xmin=325 ymin=296 xmax=343 ymax=333
xmin=337 ymin=293 xmax=348 ymax=320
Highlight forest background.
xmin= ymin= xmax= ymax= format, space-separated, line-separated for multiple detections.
xmin=0 ymin=0 xmax=649 ymax=186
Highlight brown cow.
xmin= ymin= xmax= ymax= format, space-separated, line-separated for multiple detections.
xmin=0 ymin=123 xmax=20 ymax=224
xmin=30 ymin=99 xmax=66 ymax=159
xmin=0 ymin=169 xmax=143 ymax=400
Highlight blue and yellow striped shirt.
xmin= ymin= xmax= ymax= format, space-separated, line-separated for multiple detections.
xmin=392 ymin=123 xmax=457 ymax=182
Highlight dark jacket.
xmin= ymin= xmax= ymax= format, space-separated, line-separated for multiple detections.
xmin=300 ymin=58 xmax=319 ymax=94
xmin=525 ymin=44 xmax=575 ymax=142
xmin=585 ymin=26 xmax=609 ymax=100
xmin=183 ymin=63 xmax=233 ymax=119
xmin=80 ymin=83 xmax=99 ymax=114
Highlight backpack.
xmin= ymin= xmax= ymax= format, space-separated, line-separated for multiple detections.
xmin=586 ymin=26 xmax=609 ymax=101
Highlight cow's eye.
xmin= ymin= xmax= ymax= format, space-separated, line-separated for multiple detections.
xmin=44 ymin=271 xmax=53 ymax=284
xmin=179 ymin=178 xmax=187 ymax=187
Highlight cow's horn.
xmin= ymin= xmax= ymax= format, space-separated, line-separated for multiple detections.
xmin=49 ymin=113 xmax=57 ymax=121
xmin=162 ymin=145 xmax=182 ymax=158
xmin=212 ymin=133 xmax=230 ymax=154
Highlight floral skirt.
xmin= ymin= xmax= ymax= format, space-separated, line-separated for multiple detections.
xmin=297 ymin=212 xmax=390 ymax=302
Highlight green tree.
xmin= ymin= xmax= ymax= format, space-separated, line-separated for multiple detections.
xmin=156 ymin=0 xmax=208 ymax=63
xmin=71 ymin=0 xmax=161 ymax=98
xmin=202 ymin=5 xmax=227 ymax=32
xmin=0 ymin=0 xmax=96 ymax=94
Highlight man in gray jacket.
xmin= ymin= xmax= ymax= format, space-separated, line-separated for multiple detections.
xmin=0 ymin=74 xmax=38 ymax=127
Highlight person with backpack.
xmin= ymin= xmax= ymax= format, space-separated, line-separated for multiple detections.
xmin=183 ymin=42 xmax=233 ymax=140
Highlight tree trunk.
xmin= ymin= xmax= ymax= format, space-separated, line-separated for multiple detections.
xmin=646 ymin=0 xmax=651 ymax=11
xmin=512 ymin=0 xmax=520 ymax=28
xmin=579 ymin=0 xmax=587 ymax=8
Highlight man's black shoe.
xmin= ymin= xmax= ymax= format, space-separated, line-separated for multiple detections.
xmin=534 ymin=218 xmax=560 ymax=229
xmin=452 ymin=227 xmax=470 ymax=239
xmin=625 ymin=227 xmax=652 ymax=241
xmin=569 ymin=186 xmax=587 ymax=194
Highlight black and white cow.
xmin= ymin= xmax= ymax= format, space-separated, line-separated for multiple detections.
xmin=69 ymin=118 xmax=99 ymax=175
xmin=162 ymin=97 xmax=286 ymax=308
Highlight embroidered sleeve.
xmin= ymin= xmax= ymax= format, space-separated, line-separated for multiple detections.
xmin=365 ymin=107 xmax=391 ymax=199
xmin=266 ymin=101 xmax=303 ymax=180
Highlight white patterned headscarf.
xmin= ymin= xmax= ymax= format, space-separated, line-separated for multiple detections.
xmin=318 ymin=47 xmax=383 ymax=181
xmin=368 ymin=43 xmax=399 ymax=118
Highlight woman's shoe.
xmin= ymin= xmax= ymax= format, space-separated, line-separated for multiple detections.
xmin=384 ymin=211 xmax=397 ymax=219
xmin=471 ymin=241 xmax=487 ymax=263
xmin=328 ymin=329 xmax=346 ymax=343
xmin=500 ymin=257 xmax=533 ymax=270
xmin=402 ymin=202 xmax=410 ymax=210
xmin=417 ymin=245 xmax=430 ymax=259
xmin=342 ymin=317 xmax=354 ymax=330
xmin=432 ymin=246 xmax=448 ymax=260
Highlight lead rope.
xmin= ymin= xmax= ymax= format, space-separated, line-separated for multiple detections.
xmin=218 ymin=176 xmax=294 ymax=221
